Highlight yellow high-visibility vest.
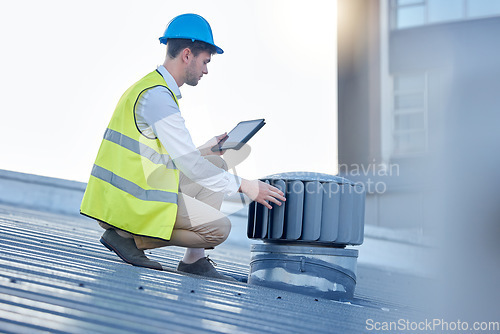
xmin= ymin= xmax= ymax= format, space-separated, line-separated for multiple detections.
xmin=80 ymin=69 xmax=180 ymax=241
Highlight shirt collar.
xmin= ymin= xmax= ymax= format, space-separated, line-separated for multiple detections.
xmin=156 ymin=65 xmax=182 ymax=100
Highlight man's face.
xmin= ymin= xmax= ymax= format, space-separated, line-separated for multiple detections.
xmin=185 ymin=51 xmax=211 ymax=86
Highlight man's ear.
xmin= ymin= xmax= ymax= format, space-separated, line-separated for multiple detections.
xmin=181 ymin=48 xmax=192 ymax=64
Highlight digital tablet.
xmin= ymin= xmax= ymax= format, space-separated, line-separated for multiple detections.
xmin=212 ymin=119 xmax=266 ymax=152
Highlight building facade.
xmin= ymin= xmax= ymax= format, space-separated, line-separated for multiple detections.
xmin=338 ymin=0 xmax=500 ymax=233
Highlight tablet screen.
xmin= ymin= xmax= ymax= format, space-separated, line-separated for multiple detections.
xmin=216 ymin=119 xmax=265 ymax=151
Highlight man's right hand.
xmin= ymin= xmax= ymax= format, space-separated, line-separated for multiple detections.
xmin=239 ymin=179 xmax=286 ymax=209
xmin=198 ymin=133 xmax=228 ymax=156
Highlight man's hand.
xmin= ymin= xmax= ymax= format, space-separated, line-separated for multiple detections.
xmin=198 ymin=133 xmax=228 ymax=156
xmin=239 ymin=179 xmax=286 ymax=209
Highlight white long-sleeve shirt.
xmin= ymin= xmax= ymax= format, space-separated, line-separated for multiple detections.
xmin=134 ymin=66 xmax=241 ymax=195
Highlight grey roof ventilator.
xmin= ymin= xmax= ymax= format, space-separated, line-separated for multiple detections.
xmin=247 ymin=172 xmax=366 ymax=300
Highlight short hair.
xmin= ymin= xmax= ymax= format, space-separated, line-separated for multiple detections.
xmin=166 ymin=39 xmax=217 ymax=58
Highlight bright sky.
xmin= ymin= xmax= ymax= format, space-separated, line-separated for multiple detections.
xmin=0 ymin=0 xmax=337 ymax=183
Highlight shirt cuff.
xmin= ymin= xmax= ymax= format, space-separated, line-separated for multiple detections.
xmin=225 ymin=171 xmax=242 ymax=196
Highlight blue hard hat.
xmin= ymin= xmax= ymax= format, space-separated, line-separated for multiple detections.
xmin=159 ymin=14 xmax=223 ymax=54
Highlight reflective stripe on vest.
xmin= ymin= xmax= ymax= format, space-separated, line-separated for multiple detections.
xmin=80 ymin=70 xmax=180 ymax=241
xmin=103 ymin=128 xmax=176 ymax=169
xmin=90 ymin=164 xmax=178 ymax=203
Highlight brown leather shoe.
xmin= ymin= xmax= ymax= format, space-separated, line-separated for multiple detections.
xmin=177 ymin=256 xmax=237 ymax=281
xmin=100 ymin=229 xmax=162 ymax=271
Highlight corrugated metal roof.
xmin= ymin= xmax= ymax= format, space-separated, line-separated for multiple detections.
xmin=0 ymin=204 xmax=425 ymax=333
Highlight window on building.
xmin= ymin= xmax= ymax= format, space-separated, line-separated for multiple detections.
xmin=392 ymin=73 xmax=428 ymax=155
xmin=392 ymin=0 xmax=500 ymax=29
xmin=428 ymin=0 xmax=464 ymax=23
xmin=468 ymin=0 xmax=500 ymax=18
xmin=397 ymin=4 xmax=426 ymax=28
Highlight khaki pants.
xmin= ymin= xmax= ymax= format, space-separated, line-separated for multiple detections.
xmin=100 ymin=155 xmax=231 ymax=250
